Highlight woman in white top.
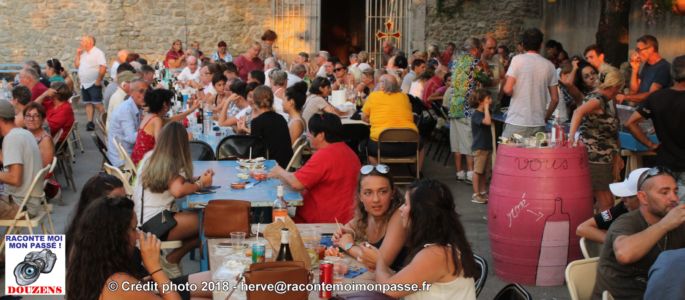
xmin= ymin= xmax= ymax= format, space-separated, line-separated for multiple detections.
xmin=134 ymin=121 xmax=214 ymax=275
xmin=373 ymin=179 xmax=478 ymax=300
xmin=409 ymin=70 xmax=433 ymax=102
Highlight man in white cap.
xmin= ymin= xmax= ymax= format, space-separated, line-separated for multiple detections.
xmin=576 ymin=168 xmax=649 ymax=243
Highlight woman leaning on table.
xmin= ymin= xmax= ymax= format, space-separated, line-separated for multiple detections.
xmin=134 ymin=122 xmax=214 ymax=277
xmin=568 ymin=69 xmax=624 ymax=212
xmin=333 ymin=164 xmax=408 ymax=271
xmin=371 ymin=179 xmax=478 ymax=300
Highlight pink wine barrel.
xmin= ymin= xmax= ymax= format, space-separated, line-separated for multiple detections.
xmin=488 ymin=144 xmax=593 ymax=286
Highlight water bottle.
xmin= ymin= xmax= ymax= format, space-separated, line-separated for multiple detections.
xmin=204 ymin=106 xmax=213 ymax=134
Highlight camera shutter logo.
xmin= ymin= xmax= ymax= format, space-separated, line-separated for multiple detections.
xmin=14 ymin=249 xmax=58 ymax=286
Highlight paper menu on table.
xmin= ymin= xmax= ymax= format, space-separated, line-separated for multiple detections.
xmin=330 ymin=90 xmax=346 ymax=107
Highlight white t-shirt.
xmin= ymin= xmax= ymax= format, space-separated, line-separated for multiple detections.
xmin=204 ymin=83 xmax=217 ymax=96
xmin=110 ymin=61 xmax=120 ymax=79
xmin=286 ymin=72 xmax=303 ymax=88
xmin=264 ymin=68 xmax=276 ymax=87
xmin=409 ymin=80 xmax=424 ymax=100
xmin=273 ymin=96 xmax=289 ymax=121
xmin=177 ymin=67 xmax=200 ymax=83
xmin=2 ymin=128 xmax=43 ymax=215
xmin=316 ymin=65 xmax=326 ymax=78
xmin=78 ymin=46 xmax=107 ymax=89
xmin=505 ymin=52 xmax=558 ymax=127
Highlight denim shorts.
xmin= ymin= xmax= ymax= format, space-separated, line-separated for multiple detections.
xmin=81 ymin=84 xmax=103 ymax=103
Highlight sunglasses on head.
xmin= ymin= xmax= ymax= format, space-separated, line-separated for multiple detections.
xmin=637 ymin=166 xmax=675 ymax=190
xmin=360 ymin=164 xmax=390 ymax=175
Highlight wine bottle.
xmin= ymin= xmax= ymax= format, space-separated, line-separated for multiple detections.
xmin=276 ymin=228 xmax=293 ymax=261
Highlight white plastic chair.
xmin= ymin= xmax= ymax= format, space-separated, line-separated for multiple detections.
xmin=114 ymin=138 xmax=138 ymax=179
xmin=565 ymin=257 xmax=599 ymax=300
xmin=103 ymin=163 xmax=134 ymax=197
xmin=0 ymin=163 xmax=53 ymax=253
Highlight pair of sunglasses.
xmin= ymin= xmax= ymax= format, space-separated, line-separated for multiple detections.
xmin=360 ymin=164 xmax=389 ymax=175
xmin=637 ymin=166 xmax=675 ymax=190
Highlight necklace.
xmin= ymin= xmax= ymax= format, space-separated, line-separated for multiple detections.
xmin=657 ymin=233 xmax=669 ymax=251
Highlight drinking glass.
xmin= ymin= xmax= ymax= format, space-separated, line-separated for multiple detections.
xmin=230 ymin=232 xmax=246 ymax=251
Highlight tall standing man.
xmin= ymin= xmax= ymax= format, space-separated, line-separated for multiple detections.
xmin=75 ymin=35 xmax=107 ymax=131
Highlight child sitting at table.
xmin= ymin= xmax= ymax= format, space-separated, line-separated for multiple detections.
xmin=468 ymin=89 xmax=492 ymax=204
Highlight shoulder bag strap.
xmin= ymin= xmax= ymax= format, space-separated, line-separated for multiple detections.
xmin=140 ymin=187 xmax=145 ymax=225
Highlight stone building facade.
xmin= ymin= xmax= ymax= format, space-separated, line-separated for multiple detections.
xmin=424 ymin=0 xmax=542 ymax=51
xmin=0 ymin=0 xmax=272 ymax=66
xmin=0 ymin=0 xmax=545 ymax=68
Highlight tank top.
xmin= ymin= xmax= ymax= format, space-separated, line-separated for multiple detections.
xmin=403 ymin=244 xmax=477 ymax=300
xmin=371 ymin=236 xmax=408 ymax=271
xmin=130 ymin=117 xmax=158 ymax=166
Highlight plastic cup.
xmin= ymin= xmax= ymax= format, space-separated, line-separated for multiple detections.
xmin=230 ymin=232 xmax=246 ymax=251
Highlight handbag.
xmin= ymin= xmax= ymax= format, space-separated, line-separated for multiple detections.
xmin=226 ymin=261 xmax=310 ymax=300
xmin=203 ymin=200 xmax=251 ymax=238
xmin=140 ymin=188 xmax=177 ymax=238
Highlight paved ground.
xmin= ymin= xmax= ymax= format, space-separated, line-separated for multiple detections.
xmin=1 ymin=109 xmax=569 ymax=299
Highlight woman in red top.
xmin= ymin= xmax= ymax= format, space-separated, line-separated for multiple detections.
xmin=45 ymin=82 xmax=75 ymax=142
xmin=164 ymin=39 xmax=186 ymax=68
xmin=131 ymin=90 xmax=172 ymax=165
xmin=131 ymin=89 xmax=199 ymax=165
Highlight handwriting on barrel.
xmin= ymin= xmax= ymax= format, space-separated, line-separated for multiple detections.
xmin=507 ymin=193 xmax=529 ymax=228
xmin=515 ymin=158 xmax=568 ymax=171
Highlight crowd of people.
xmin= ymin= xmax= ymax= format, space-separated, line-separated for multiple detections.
xmin=0 ymin=22 xmax=683 ymax=299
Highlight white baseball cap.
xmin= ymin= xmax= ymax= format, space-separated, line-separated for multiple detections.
xmin=609 ymin=168 xmax=650 ymax=197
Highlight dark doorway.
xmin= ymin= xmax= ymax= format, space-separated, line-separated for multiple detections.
xmin=320 ymin=0 xmax=365 ymax=65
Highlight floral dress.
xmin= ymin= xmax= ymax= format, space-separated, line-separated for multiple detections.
xmin=579 ymin=92 xmax=619 ymax=164
xmin=448 ymin=54 xmax=479 ymax=119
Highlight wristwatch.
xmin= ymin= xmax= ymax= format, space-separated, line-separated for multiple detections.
xmin=343 ymin=242 xmax=354 ymax=251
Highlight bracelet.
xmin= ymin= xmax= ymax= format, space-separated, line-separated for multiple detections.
xmin=149 ymin=268 xmax=163 ymax=276
xmin=195 ymin=179 xmax=203 ymax=189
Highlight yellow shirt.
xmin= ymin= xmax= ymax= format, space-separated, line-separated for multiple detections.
xmin=362 ymin=91 xmax=417 ymax=141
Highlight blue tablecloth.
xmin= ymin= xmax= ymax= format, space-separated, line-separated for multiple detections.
xmin=190 ymin=127 xmax=233 ymax=153
xmin=182 ymin=160 xmax=303 ymax=209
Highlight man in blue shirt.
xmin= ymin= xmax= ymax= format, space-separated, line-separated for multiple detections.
xmin=616 ymin=35 xmax=672 ymax=103
xmin=645 ymin=248 xmax=685 ymax=299
xmin=106 ymin=79 xmax=147 ymax=167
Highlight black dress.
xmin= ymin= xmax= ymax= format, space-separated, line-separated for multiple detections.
xmin=250 ymin=111 xmax=293 ymax=168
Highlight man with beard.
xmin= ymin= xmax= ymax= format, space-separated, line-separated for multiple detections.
xmin=592 ymin=167 xmax=685 ymax=299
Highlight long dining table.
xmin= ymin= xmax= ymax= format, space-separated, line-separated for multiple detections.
xmin=208 ymin=223 xmax=375 ymax=300
xmin=182 ymin=160 xmax=303 ymax=271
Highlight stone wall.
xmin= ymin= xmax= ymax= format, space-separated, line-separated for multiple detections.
xmin=629 ymin=1 xmax=685 ymax=62
xmin=0 ymin=0 xmax=272 ymax=68
xmin=424 ymin=0 xmax=542 ymax=51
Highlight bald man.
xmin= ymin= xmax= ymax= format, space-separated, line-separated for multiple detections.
xmin=110 ymin=49 xmax=129 ymax=79
xmin=178 ymin=55 xmax=201 ymax=86
xmin=482 ymin=36 xmax=504 ymax=105
xmin=75 ymin=35 xmax=107 ymax=131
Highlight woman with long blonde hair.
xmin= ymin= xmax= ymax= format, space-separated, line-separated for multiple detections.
xmin=133 ymin=121 xmax=214 ymax=277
